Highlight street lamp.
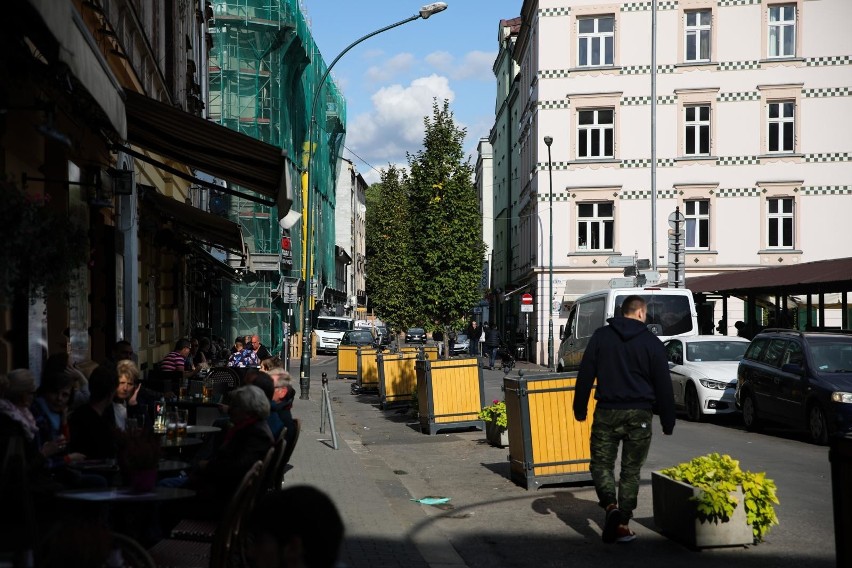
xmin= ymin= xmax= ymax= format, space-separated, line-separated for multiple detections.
xmin=299 ymin=2 xmax=448 ymax=400
xmin=543 ymin=136 xmax=554 ymax=371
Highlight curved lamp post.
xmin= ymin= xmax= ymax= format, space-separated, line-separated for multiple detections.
xmin=299 ymin=2 xmax=448 ymax=400
xmin=543 ymin=136 xmax=554 ymax=371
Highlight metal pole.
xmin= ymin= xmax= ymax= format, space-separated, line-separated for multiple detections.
xmin=299 ymin=5 xmax=447 ymax=399
xmin=544 ymin=136 xmax=554 ymax=371
xmin=650 ymin=0 xmax=658 ymax=271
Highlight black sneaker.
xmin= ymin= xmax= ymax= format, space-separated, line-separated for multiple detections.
xmin=602 ymin=506 xmax=622 ymax=544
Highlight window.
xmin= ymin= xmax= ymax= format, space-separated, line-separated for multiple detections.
xmin=577 ymin=202 xmax=613 ymax=251
xmin=684 ymin=200 xmax=709 ymax=250
xmin=666 ymin=340 xmax=684 ymax=365
xmin=767 ymin=101 xmax=795 ymax=153
xmin=768 ymin=4 xmax=796 ymax=58
xmin=578 ymin=16 xmax=614 ymax=67
xmin=577 ymin=109 xmax=614 ymax=159
xmin=760 ymin=339 xmax=788 ymax=367
xmin=684 ymin=105 xmax=710 ymax=156
xmin=685 ymin=10 xmax=711 ymax=62
xmin=576 ymin=298 xmax=606 ymax=338
xmin=767 ymin=197 xmax=794 ymax=248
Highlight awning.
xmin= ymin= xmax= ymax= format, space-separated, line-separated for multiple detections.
xmin=686 ymin=257 xmax=852 ymax=295
xmin=190 ymin=244 xmax=243 ymax=282
xmin=143 ymin=188 xmax=245 ymax=257
xmin=121 ymin=90 xmax=291 ymax=214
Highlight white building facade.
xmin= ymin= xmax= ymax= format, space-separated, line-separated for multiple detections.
xmin=335 ymin=158 xmax=368 ymax=316
xmin=504 ymin=0 xmax=852 ymax=363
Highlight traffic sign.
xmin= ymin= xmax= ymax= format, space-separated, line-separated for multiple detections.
xmin=521 ymin=304 xmax=533 ymax=313
xmin=521 ymin=293 xmax=533 ymax=305
xmin=668 ymin=210 xmax=685 ymax=229
xmin=609 ymin=277 xmax=637 ymax=288
xmin=640 ymin=270 xmax=661 ymax=283
xmin=607 ymin=255 xmax=635 ymax=267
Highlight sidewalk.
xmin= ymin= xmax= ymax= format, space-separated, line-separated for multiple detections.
xmin=284 ymin=357 xmax=835 ymax=568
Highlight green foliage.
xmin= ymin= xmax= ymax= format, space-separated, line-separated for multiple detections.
xmin=0 ymin=180 xmax=88 ymax=304
xmin=661 ymin=453 xmax=779 ymax=542
xmin=478 ymin=399 xmax=507 ymax=429
xmin=365 ymin=100 xmax=486 ymax=330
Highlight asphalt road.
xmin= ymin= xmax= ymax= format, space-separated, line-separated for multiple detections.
xmin=309 ymin=354 xmax=838 ymax=568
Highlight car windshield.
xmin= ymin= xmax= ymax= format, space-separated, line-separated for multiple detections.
xmin=456 ymin=334 xmax=469 ymax=342
xmin=347 ymin=331 xmax=373 ymax=343
xmin=377 ymin=327 xmax=388 ymax=335
xmin=408 ymin=328 xmax=425 ymax=335
xmin=316 ymin=318 xmax=352 ymax=331
xmin=808 ymin=338 xmax=852 ymax=373
xmin=615 ymin=294 xmax=694 ymax=336
xmin=686 ymin=341 xmax=749 ymax=362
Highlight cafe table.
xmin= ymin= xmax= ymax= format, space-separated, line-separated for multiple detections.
xmin=160 ymin=436 xmax=204 ymax=459
xmin=186 ymin=425 xmax=221 ymax=436
xmin=56 ymin=486 xmax=195 ymax=503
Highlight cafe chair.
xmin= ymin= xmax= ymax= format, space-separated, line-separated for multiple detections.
xmin=149 ymin=460 xmax=262 ymax=568
xmin=280 ymin=418 xmax=301 ymax=480
xmin=261 ymin=432 xmax=287 ymax=493
xmin=205 ymin=367 xmax=239 ymax=396
xmin=111 ymin=533 xmax=156 ymax=568
xmin=168 ymin=445 xmax=276 ymax=543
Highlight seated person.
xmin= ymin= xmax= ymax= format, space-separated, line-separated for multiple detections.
xmin=245 ymin=486 xmax=343 ymax=568
xmin=250 ymin=373 xmax=284 ymax=440
xmin=227 ymin=339 xmax=260 ymax=368
xmin=109 ymin=359 xmax=158 ymax=432
xmin=161 ymin=386 xmax=273 ymax=518
xmin=43 ymin=352 xmax=91 ymax=410
xmin=68 ymin=366 xmax=118 ymax=460
xmin=159 ymin=339 xmax=194 ymax=375
xmin=269 ymin=367 xmax=296 ymax=447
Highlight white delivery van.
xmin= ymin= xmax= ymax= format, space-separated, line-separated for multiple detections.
xmin=314 ymin=316 xmax=354 ymax=354
xmin=556 ymin=287 xmax=698 ymax=372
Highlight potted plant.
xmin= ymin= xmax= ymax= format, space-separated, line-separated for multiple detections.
xmin=479 ymin=400 xmax=508 ymax=447
xmin=117 ymin=430 xmax=162 ymax=493
xmin=653 ymin=453 xmax=779 ymax=548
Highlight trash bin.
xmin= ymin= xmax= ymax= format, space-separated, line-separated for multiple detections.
xmin=830 ymin=433 xmax=852 ymax=567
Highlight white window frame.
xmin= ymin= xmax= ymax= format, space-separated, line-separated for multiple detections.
xmin=577 ymin=108 xmax=614 ymax=159
xmin=767 ymin=197 xmax=794 ymax=249
xmin=684 ymin=105 xmax=711 ymax=157
xmin=577 ymin=16 xmax=615 ymax=67
xmin=684 ymin=200 xmax=710 ymax=250
xmin=684 ymin=9 xmax=712 ymax=63
xmin=576 ymin=202 xmax=614 ymax=252
xmin=768 ymin=4 xmax=796 ymax=58
xmin=767 ymin=100 xmax=795 ymax=153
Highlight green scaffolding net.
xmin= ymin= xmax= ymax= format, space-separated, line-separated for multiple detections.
xmin=208 ymin=0 xmax=346 ymax=351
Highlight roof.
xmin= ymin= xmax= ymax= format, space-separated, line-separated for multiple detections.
xmin=686 ymin=257 xmax=852 ymax=295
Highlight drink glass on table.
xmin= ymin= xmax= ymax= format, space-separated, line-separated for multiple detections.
xmin=166 ymin=412 xmax=178 ymax=440
xmin=178 ymin=380 xmax=189 ymax=400
xmin=176 ymin=410 xmax=188 ymax=439
xmin=202 ymin=382 xmax=212 ymax=403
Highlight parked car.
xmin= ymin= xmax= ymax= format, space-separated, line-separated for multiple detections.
xmin=452 ymin=333 xmax=470 ymax=355
xmin=375 ymin=325 xmax=391 ymax=346
xmin=736 ymin=329 xmax=852 ymax=444
xmin=339 ymin=329 xmax=377 ymax=348
xmin=405 ymin=327 xmax=427 ymax=344
xmin=664 ymin=336 xmax=751 ymax=422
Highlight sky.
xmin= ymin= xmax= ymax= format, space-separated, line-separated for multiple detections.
xmin=301 ymin=1 xmax=522 ymax=184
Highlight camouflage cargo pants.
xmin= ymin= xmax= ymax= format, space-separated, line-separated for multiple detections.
xmin=589 ymin=407 xmax=653 ymax=519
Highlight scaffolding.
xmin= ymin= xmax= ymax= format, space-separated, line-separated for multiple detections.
xmin=208 ymin=0 xmax=346 ymax=350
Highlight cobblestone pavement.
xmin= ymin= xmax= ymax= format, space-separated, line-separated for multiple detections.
xmin=284 ymin=356 xmax=836 ymax=568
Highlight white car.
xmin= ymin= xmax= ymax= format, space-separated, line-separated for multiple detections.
xmin=663 ymin=336 xmax=751 ymax=422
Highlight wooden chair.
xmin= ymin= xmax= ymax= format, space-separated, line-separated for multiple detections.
xmin=169 ymin=445 xmax=276 ymax=542
xmin=279 ymin=418 xmax=301 ymax=482
xmin=149 ymin=460 xmax=263 ymax=568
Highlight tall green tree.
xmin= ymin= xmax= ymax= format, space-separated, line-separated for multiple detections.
xmin=364 ymin=166 xmax=421 ymax=332
xmin=407 ymin=100 xmax=486 ymax=333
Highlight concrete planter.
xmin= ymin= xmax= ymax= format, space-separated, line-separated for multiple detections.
xmin=484 ymin=420 xmax=508 ymax=448
xmin=652 ymin=471 xmax=754 ymax=548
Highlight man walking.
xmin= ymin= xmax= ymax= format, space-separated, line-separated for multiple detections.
xmin=483 ymin=323 xmax=501 ymax=369
xmin=466 ymin=320 xmax=482 ymax=356
xmin=572 ymin=295 xmax=675 ymax=544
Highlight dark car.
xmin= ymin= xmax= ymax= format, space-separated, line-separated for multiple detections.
xmin=736 ymin=328 xmax=852 ymax=444
xmin=405 ymin=327 xmax=426 ymax=344
xmin=340 ymin=329 xmax=377 ymax=347
xmin=375 ymin=326 xmax=392 ymax=346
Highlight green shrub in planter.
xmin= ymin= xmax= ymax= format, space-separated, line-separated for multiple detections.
xmin=660 ymin=453 xmax=779 ymax=542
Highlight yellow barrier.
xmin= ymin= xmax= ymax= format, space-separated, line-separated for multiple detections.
xmin=377 ymin=351 xmax=417 ymax=408
xmin=416 ymin=357 xmax=484 ymax=435
xmin=336 ymin=345 xmax=359 ymax=379
xmin=504 ymin=372 xmax=595 ymax=489
xmin=356 ymin=348 xmax=379 ymax=390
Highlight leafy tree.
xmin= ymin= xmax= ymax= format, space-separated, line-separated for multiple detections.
xmin=407 ymin=100 xmax=486 ymax=344
xmin=364 ymin=166 xmax=421 ymax=335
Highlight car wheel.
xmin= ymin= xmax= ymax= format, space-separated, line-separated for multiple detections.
xmin=741 ymin=390 xmax=761 ymax=431
xmin=808 ymin=403 xmax=829 ymax=446
xmin=685 ymin=383 xmax=704 ymax=422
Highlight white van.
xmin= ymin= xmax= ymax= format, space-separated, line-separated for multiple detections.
xmin=314 ymin=316 xmax=354 ymax=354
xmin=556 ymin=287 xmax=698 ymax=372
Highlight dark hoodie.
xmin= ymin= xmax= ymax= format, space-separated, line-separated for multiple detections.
xmin=573 ymin=316 xmax=676 ymax=434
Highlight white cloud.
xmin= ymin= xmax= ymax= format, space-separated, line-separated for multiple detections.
xmin=425 ymin=50 xmax=496 ymax=81
xmin=346 ymin=74 xmax=455 ymax=177
xmin=364 ymin=52 xmax=415 ymax=83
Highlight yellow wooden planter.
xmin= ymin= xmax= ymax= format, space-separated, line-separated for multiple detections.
xmin=416 ymin=357 xmax=484 ymax=435
xmin=503 ymin=372 xmax=595 ymax=489
xmin=377 ymin=351 xmax=418 ymax=408
xmin=356 ymin=348 xmax=379 ymax=391
xmin=336 ymin=345 xmax=359 ymax=379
